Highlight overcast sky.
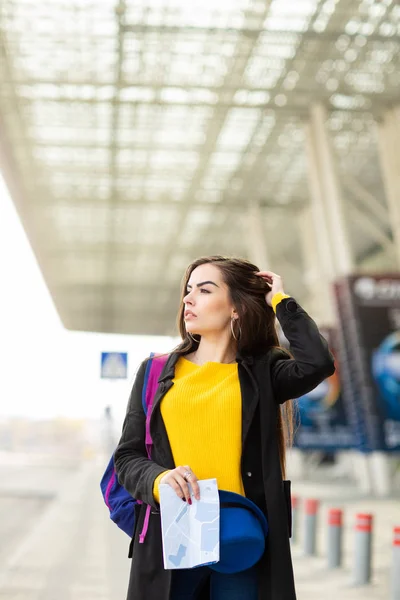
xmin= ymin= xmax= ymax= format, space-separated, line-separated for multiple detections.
xmin=0 ymin=176 xmax=175 ymax=422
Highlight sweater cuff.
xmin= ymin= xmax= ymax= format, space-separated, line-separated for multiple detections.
xmin=152 ymin=470 xmax=171 ymax=504
xmin=271 ymin=292 xmax=290 ymax=314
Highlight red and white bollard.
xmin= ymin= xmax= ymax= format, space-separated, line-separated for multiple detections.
xmin=391 ymin=527 xmax=400 ymax=600
xmin=304 ymin=498 xmax=319 ymax=556
xmin=291 ymin=495 xmax=299 ymax=544
xmin=327 ymin=508 xmax=343 ymax=569
xmin=353 ymin=513 xmax=373 ymax=585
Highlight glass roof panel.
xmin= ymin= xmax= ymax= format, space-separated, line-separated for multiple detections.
xmin=1 ymin=0 xmax=399 ymax=334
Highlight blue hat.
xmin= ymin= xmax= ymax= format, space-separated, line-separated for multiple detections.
xmin=210 ymin=490 xmax=269 ymax=574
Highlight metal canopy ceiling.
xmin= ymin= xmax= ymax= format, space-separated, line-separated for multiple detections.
xmin=0 ymin=0 xmax=399 ymax=335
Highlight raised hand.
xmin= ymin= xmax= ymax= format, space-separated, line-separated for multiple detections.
xmin=255 ymin=270 xmax=285 ymax=307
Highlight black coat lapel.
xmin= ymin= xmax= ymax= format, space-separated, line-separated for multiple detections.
xmin=237 ymin=358 xmax=260 ymax=446
xmin=148 ymin=353 xmax=180 ymax=468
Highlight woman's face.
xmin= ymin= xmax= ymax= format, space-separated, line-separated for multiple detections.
xmin=183 ymin=263 xmax=236 ymax=337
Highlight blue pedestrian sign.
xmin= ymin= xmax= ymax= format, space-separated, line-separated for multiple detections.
xmin=101 ymin=352 xmax=128 ymax=379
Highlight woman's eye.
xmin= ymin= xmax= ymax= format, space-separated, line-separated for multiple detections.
xmin=185 ymin=288 xmax=210 ymax=294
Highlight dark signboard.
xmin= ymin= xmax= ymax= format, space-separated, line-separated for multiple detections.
xmin=333 ymin=274 xmax=400 ymax=452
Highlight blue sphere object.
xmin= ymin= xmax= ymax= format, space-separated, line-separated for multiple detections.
xmin=371 ymin=331 xmax=400 ymax=421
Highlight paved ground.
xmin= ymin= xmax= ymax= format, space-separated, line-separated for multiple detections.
xmin=0 ymin=453 xmax=129 ymax=600
xmin=0 ymin=452 xmax=398 ymax=599
xmin=291 ymin=478 xmax=399 ymax=599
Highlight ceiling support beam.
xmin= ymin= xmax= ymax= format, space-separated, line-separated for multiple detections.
xmin=122 ymin=24 xmax=398 ymax=44
xmin=102 ymin=1 xmax=127 ymax=332
xmin=343 ymin=174 xmax=390 ymax=228
xmin=160 ymin=2 xmax=275 ymax=305
xmin=348 ymin=203 xmax=394 ymax=255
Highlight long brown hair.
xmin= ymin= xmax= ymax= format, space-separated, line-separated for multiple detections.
xmin=172 ymin=255 xmax=297 ymax=479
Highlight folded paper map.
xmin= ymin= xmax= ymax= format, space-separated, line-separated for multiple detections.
xmin=159 ymin=478 xmax=220 ymax=570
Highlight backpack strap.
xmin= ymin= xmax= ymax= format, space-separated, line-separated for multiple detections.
xmin=138 ymin=352 xmax=169 ymax=545
xmin=144 ymin=353 xmax=169 ymax=457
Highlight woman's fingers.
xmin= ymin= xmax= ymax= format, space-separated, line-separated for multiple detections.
xmin=256 ymin=270 xmax=281 ymax=279
xmin=183 ymin=465 xmax=200 ymax=501
xmin=255 ymin=271 xmax=285 ymax=305
xmin=161 ymin=466 xmax=200 ymax=504
xmin=175 ymin=473 xmax=192 ymax=503
xmin=164 ymin=472 xmax=190 ymax=502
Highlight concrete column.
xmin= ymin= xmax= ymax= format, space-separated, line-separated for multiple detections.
xmin=297 ymin=206 xmax=335 ymax=325
xmin=377 ymin=105 xmax=400 ymax=268
xmin=369 ymin=451 xmax=392 ymax=497
xmin=370 ymin=106 xmax=400 ymax=497
xmin=304 ymin=104 xmax=378 ymax=495
xmin=245 ymin=199 xmax=271 ymax=268
xmin=308 ymin=103 xmax=354 ymax=276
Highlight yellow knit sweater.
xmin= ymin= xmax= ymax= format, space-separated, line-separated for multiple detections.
xmin=152 ymin=292 xmax=289 ymax=503
xmin=153 ymin=357 xmax=243 ymax=503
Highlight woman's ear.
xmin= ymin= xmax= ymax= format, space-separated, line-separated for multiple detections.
xmin=232 ymin=304 xmax=246 ymax=319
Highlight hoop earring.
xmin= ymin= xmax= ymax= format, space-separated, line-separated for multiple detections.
xmin=230 ymin=317 xmax=242 ymax=341
xmin=188 ymin=332 xmax=201 ymax=343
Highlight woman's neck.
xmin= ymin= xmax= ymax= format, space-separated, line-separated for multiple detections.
xmin=188 ymin=337 xmax=237 ymax=365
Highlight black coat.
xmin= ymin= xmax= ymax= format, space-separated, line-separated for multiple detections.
xmin=114 ymin=297 xmax=335 ymax=600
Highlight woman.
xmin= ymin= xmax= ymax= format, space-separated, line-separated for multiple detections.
xmin=114 ymin=255 xmax=335 ymax=600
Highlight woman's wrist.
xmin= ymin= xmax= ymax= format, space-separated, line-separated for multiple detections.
xmin=152 ymin=470 xmax=171 ymax=504
xmin=271 ymin=292 xmax=290 ymax=314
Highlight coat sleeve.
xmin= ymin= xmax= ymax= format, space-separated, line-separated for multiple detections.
xmin=113 ymin=359 xmax=168 ymax=508
xmin=271 ymin=297 xmax=335 ymax=404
